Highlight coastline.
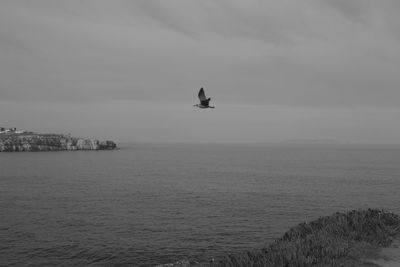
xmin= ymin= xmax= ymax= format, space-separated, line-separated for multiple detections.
xmin=0 ymin=132 xmax=117 ymax=152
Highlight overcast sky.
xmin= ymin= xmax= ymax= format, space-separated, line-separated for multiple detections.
xmin=1 ymin=0 xmax=400 ymax=143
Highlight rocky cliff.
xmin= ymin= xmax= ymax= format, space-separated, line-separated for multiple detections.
xmin=0 ymin=134 xmax=117 ymax=152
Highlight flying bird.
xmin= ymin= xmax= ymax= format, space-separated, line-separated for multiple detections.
xmin=194 ymin=88 xmax=215 ymax=109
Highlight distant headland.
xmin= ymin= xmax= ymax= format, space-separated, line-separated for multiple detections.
xmin=0 ymin=127 xmax=117 ymax=152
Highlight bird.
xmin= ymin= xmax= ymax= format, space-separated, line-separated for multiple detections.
xmin=194 ymin=88 xmax=215 ymax=109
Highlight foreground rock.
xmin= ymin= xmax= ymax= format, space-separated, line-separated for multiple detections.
xmin=212 ymin=209 xmax=400 ymax=267
xmin=0 ymin=133 xmax=117 ymax=152
xmin=162 ymin=209 xmax=400 ymax=267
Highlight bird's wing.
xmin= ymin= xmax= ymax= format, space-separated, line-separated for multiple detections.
xmin=198 ymin=88 xmax=207 ymax=101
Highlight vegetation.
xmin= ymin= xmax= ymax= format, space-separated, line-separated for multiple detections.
xmin=209 ymin=209 xmax=400 ymax=267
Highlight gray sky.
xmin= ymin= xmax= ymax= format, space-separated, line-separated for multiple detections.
xmin=1 ymin=0 xmax=400 ymax=143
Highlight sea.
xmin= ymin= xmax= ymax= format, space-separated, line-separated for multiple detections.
xmin=1 ymin=143 xmax=400 ymax=266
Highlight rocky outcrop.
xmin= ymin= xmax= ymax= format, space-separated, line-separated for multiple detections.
xmin=0 ymin=134 xmax=117 ymax=152
xmin=212 ymin=209 xmax=400 ymax=267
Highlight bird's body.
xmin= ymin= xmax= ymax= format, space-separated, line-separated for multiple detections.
xmin=194 ymin=88 xmax=215 ymax=109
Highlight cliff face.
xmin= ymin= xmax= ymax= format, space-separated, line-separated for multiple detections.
xmin=0 ymin=134 xmax=117 ymax=152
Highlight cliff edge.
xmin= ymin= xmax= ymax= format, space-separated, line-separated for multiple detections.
xmin=0 ymin=133 xmax=117 ymax=152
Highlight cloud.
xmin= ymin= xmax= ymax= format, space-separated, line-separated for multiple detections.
xmin=2 ymin=1 xmax=400 ymax=142
xmin=321 ymin=0 xmax=373 ymax=24
xmin=2 ymin=1 xmax=400 ymax=107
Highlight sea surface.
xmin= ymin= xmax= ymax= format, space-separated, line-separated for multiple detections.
xmin=1 ymin=143 xmax=400 ymax=266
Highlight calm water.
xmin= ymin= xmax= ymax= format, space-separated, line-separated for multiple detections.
xmin=1 ymin=143 xmax=400 ymax=266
